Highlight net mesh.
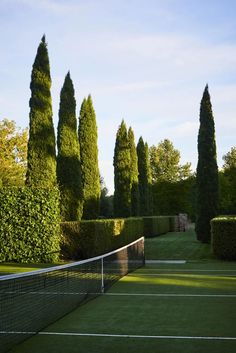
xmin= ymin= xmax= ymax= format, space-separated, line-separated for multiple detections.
xmin=0 ymin=237 xmax=144 ymax=353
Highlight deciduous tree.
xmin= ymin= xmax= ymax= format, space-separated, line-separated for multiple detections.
xmin=0 ymin=119 xmax=27 ymax=186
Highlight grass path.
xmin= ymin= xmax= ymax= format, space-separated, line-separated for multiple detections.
xmin=145 ymin=226 xmax=215 ymax=261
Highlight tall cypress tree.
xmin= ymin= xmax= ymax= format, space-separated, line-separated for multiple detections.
xmin=113 ymin=120 xmax=131 ymax=217
xmin=137 ymin=137 xmax=152 ymax=216
xmin=26 ymin=35 xmax=56 ymax=187
xmin=78 ymin=95 xmax=100 ymax=219
xmin=128 ymin=127 xmax=140 ymax=216
xmin=196 ymin=85 xmax=219 ymax=243
xmin=57 ymin=72 xmax=83 ymax=221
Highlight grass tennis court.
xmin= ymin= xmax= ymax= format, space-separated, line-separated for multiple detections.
xmin=6 ymin=229 xmax=236 ymax=353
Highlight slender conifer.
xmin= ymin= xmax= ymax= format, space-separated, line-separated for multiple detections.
xmin=196 ymin=85 xmax=219 ymax=243
xmin=137 ymin=137 xmax=152 ymax=215
xmin=78 ymin=95 xmax=100 ymax=219
xmin=26 ymin=35 xmax=56 ymax=187
xmin=128 ymin=127 xmax=140 ymax=216
xmin=113 ymin=120 xmax=131 ymax=217
xmin=57 ymin=72 xmax=83 ymax=220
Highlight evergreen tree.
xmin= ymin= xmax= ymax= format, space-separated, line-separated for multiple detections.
xmin=113 ymin=120 xmax=131 ymax=217
xmin=26 ymin=35 xmax=56 ymax=187
xmin=137 ymin=137 xmax=152 ymax=215
xmin=196 ymin=85 xmax=219 ymax=243
xmin=78 ymin=95 xmax=100 ymax=219
xmin=128 ymin=127 xmax=140 ymax=216
xmin=57 ymin=72 xmax=83 ymax=220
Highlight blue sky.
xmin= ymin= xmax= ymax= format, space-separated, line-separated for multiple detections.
xmin=1 ymin=0 xmax=236 ymax=193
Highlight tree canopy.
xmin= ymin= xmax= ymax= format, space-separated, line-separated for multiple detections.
xmin=223 ymin=147 xmax=236 ymax=170
xmin=0 ymin=119 xmax=28 ymax=186
xmin=150 ymin=139 xmax=192 ymax=183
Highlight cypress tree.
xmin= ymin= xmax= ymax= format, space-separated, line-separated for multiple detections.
xmin=113 ymin=120 xmax=131 ymax=217
xmin=57 ymin=72 xmax=83 ymax=221
xmin=128 ymin=127 xmax=140 ymax=216
xmin=137 ymin=137 xmax=152 ymax=215
xmin=196 ymin=85 xmax=219 ymax=243
xmin=26 ymin=35 xmax=56 ymax=187
xmin=78 ymin=95 xmax=100 ymax=219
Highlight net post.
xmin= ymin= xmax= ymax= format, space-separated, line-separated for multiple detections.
xmin=101 ymin=257 xmax=104 ymax=293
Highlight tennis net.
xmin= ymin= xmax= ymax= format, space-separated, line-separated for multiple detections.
xmin=0 ymin=236 xmax=144 ymax=353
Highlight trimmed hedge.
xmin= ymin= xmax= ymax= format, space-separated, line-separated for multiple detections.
xmin=61 ymin=216 xmax=176 ymax=259
xmin=211 ymin=216 xmax=236 ymax=260
xmin=60 ymin=218 xmax=143 ymax=259
xmin=143 ymin=216 xmax=174 ymax=238
xmin=0 ymin=187 xmax=61 ymax=263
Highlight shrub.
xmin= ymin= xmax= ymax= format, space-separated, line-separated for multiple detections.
xmin=143 ymin=216 xmax=173 ymax=238
xmin=211 ymin=216 xmax=236 ymax=260
xmin=0 ymin=187 xmax=60 ymax=263
xmin=60 ymin=217 xmax=144 ymax=259
xmin=61 ymin=216 xmax=177 ymax=259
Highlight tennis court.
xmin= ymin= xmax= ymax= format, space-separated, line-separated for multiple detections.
xmin=5 ymin=264 xmax=236 ymax=352
xmin=2 ymin=231 xmax=236 ymax=353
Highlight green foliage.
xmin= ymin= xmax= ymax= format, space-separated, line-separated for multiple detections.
xmin=137 ymin=137 xmax=152 ymax=216
xmin=60 ymin=218 xmax=143 ymax=259
xmin=219 ymin=171 xmax=236 ymax=215
xmin=219 ymin=147 xmax=236 ymax=215
xmin=113 ymin=120 xmax=131 ymax=217
xmin=152 ymin=177 xmax=196 ymax=220
xmin=211 ymin=216 xmax=236 ymax=260
xmin=57 ymin=72 xmax=83 ymax=221
xmin=143 ymin=216 xmax=174 ymax=238
xmin=128 ymin=127 xmax=140 ymax=216
xmin=196 ymin=85 xmax=219 ymax=243
xmin=99 ymin=177 xmax=114 ymax=218
xmin=149 ymin=139 xmax=192 ymax=182
xmin=26 ymin=35 xmax=57 ymax=187
xmin=78 ymin=95 xmax=100 ymax=219
xmin=0 ymin=187 xmax=60 ymax=263
xmin=222 ymin=147 xmax=236 ymax=170
xmin=0 ymin=119 xmax=28 ymax=186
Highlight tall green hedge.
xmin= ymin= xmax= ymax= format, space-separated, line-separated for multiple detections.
xmin=0 ymin=187 xmax=60 ymax=263
xmin=60 ymin=218 xmax=143 ymax=259
xmin=60 ymin=216 xmax=176 ymax=259
xmin=143 ymin=216 xmax=173 ymax=238
xmin=211 ymin=216 xmax=236 ymax=260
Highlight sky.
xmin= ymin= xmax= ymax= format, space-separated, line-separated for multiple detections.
xmin=1 ymin=0 xmax=236 ymax=194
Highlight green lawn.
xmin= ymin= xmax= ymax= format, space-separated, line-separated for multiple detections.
xmin=0 ymin=262 xmax=60 ymax=276
xmin=8 ymin=261 xmax=236 ymax=353
xmin=145 ymin=227 xmax=215 ymax=260
xmin=3 ymin=228 xmax=236 ymax=353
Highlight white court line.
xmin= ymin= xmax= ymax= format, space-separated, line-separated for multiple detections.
xmin=1 ymin=331 xmax=236 ymax=341
xmin=134 ymin=270 xmax=236 ymax=273
xmin=146 ymin=260 xmax=186 ymax=264
xmin=3 ymin=292 xmax=236 ymax=298
xmin=102 ymin=292 xmax=236 ymax=298
xmin=131 ymin=273 xmax=236 ymax=277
